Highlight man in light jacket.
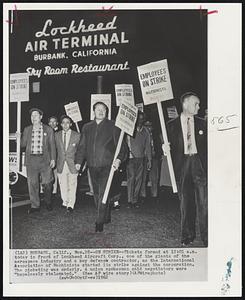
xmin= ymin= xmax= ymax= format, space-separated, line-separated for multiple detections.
xmin=55 ymin=115 xmax=81 ymax=212
xmin=21 ymin=108 xmax=56 ymax=214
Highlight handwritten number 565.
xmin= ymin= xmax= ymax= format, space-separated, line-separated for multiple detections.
xmin=211 ymin=115 xmax=237 ymax=125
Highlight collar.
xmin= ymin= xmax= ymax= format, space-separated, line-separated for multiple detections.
xmin=62 ymin=129 xmax=71 ymax=134
xmin=94 ymin=118 xmax=107 ymax=126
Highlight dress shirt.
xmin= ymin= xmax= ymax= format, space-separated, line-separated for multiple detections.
xmin=31 ymin=123 xmax=43 ymax=154
xmin=180 ymin=113 xmax=197 ymax=155
xmin=62 ymin=129 xmax=71 ymax=151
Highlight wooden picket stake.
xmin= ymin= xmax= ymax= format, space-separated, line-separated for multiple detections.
xmin=157 ymin=100 xmax=178 ymax=193
xmin=75 ymin=122 xmax=80 ymax=133
xmin=102 ymin=130 xmax=124 ymax=204
xmin=16 ymin=101 xmax=21 ymax=172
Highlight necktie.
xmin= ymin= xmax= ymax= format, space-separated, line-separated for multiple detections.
xmin=63 ymin=132 xmax=67 ymax=150
xmin=187 ymin=117 xmax=192 ymax=154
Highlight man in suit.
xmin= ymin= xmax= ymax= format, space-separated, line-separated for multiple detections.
xmin=75 ymin=102 xmax=128 ymax=232
xmin=20 ymin=108 xmax=56 ymax=214
xmin=163 ymin=92 xmax=207 ymax=246
xmin=55 ymin=115 xmax=81 ymax=212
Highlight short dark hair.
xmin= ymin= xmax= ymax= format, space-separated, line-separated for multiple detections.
xmin=48 ymin=116 xmax=58 ymax=123
xmin=60 ymin=114 xmax=72 ymax=123
xmin=93 ymin=101 xmax=109 ymax=117
xmin=180 ymin=92 xmax=199 ymax=106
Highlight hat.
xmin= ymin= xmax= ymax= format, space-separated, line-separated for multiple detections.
xmin=29 ymin=108 xmax=43 ymax=116
xmin=60 ymin=114 xmax=73 ymax=123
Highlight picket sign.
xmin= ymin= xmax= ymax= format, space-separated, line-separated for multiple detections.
xmin=64 ymin=101 xmax=82 ymax=133
xmin=137 ymin=59 xmax=177 ymax=193
xmin=16 ymin=101 xmax=21 ymax=171
xmin=10 ymin=73 xmax=30 ymax=172
xmin=102 ymin=98 xmax=138 ymax=205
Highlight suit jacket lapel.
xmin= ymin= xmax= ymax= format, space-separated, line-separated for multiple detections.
xmin=177 ymin=117 xmax=184 ymax=154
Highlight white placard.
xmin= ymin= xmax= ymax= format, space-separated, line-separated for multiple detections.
xmin=137 ymin=59 xmax=173 ymax=105
xmin=90 ymin=94 xmax=111 ymax=120
xmin=10 ymin=73 xmax=29 ymax=102
xmin=64 ymin=101 xmax=82 ymax=123
xmin=115 ymin=84 xmax=134 ymax=106
xmin=115 ymin=99 xmax=138 ymax=136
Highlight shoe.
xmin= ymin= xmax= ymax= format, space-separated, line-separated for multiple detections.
xmin=127 ymin=203 xmax=132 ymax=208
xmin=133 ymin=203 xmax=140 ymax=209
xmin=62 ymin=205 xmax=67 ymax=209
xmin=67 ymin=207 xmax=73 ymax=213
xmin=181 ymin=238 xmax=191 ymax=246
xmin=95 ymin=223 xmax=104 ymax=232
xmin=189 ymin=236 xmax=195 ymax=244
xmin=28 ymin=207 xmax=40 ymax=214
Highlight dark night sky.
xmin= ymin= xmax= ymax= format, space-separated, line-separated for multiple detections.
xmin=9 ymin=10 xmax=207 ymax=133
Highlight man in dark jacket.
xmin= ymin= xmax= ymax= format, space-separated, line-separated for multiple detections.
xmin=21 ymin=108 xmax=56 ymax=213
xmin=163 ymin=92 xmax=207 ymax=247
xmin=75 ymin=102 xmax=128 ymax=232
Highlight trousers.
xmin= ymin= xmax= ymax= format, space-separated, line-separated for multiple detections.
xmin=57 ymin=162 xmax=78 ymax=209
xmin=140 ymin=157 xmax=159 ymax=197
xmin=89 ymin=166 xmax=111 ymax=225
xmin=149 ymin=158 xmax=159 ymax=197
xmin=140 ymin=158 xmax=148 ymax=197
xmin=26 ymin=156 xmax=53 ymax=208
xmin=177 ymin=154 xmax=208 ymax=246
xmin=52 ymin=168 xmax=58 ymax=194
xmin=127 ymin=157 xmax=144 ymax=204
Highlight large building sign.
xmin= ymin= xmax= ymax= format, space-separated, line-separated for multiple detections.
xmin=22 ymin=15 xmax=130 ymax=77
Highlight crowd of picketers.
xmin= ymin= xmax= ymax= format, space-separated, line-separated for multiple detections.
xmin=19 ymin=92 xmax=207 ymax=247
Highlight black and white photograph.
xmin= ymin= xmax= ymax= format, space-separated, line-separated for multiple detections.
xmin=3 ymin=2 xmax=241 ymax=297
